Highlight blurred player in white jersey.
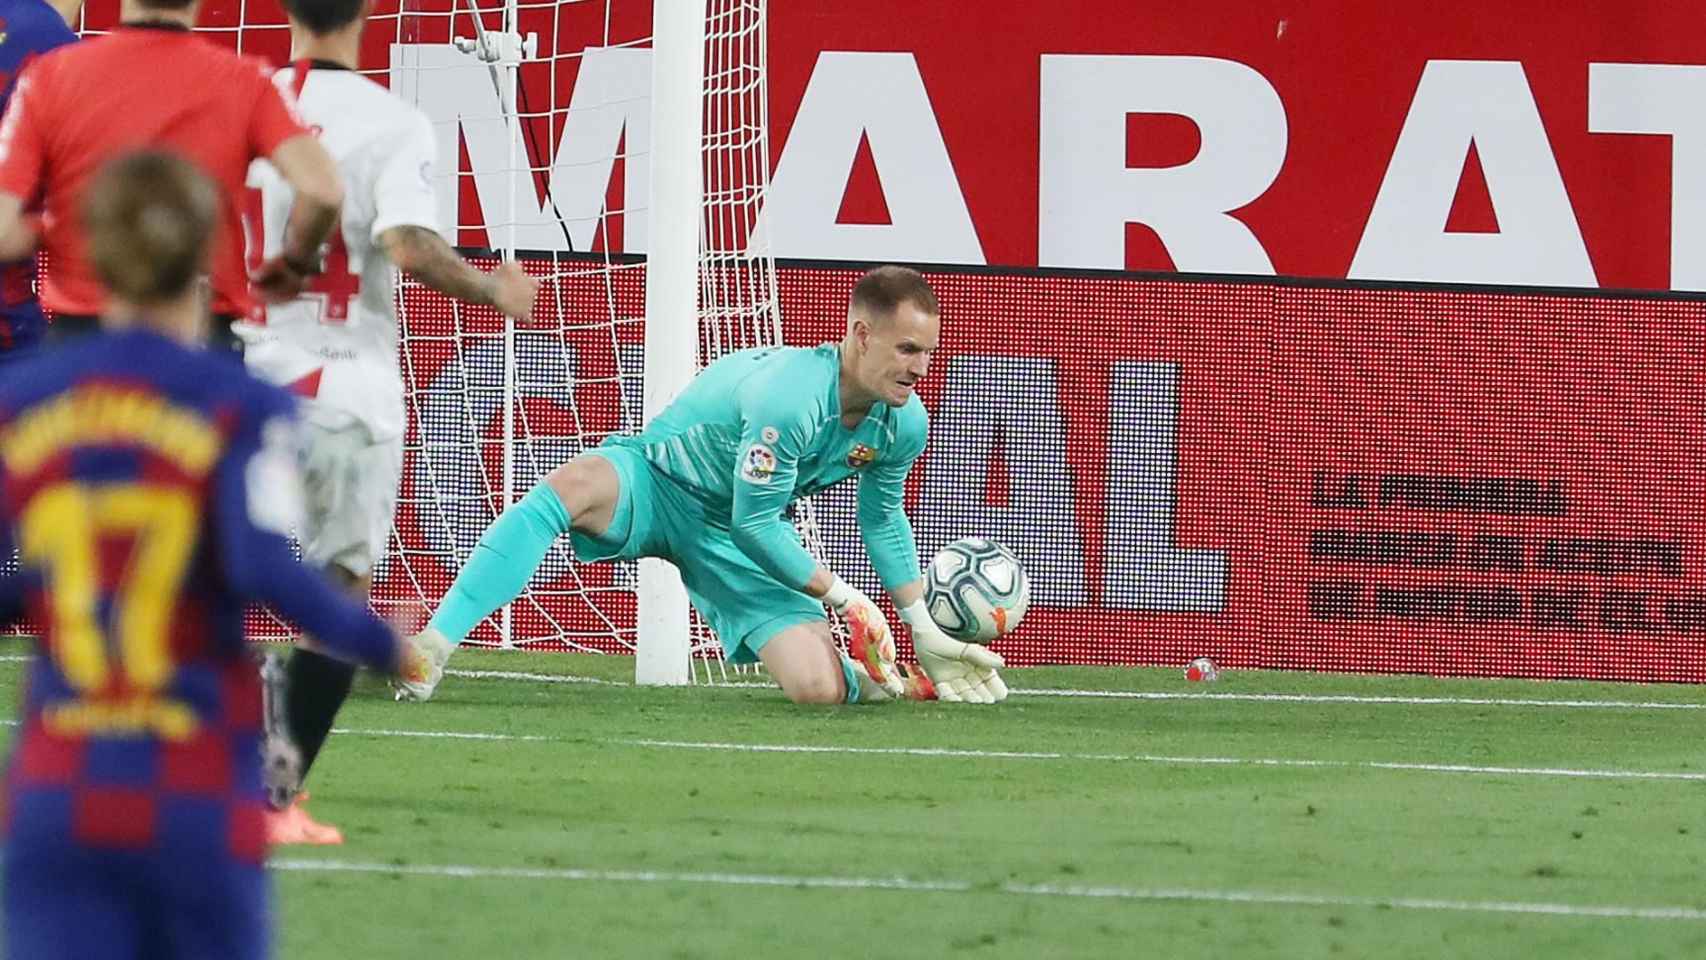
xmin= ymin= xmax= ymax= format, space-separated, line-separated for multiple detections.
xmin=238 ymin=0 xmax=538 ymax=844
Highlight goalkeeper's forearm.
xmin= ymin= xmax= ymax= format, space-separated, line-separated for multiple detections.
xmin=886 ymin=578 xmax=924 ymax=609
xmin=801 ymin=566 xmax=835 ymax=599
xmin=804 ymin=568 xmax=917 ymax=604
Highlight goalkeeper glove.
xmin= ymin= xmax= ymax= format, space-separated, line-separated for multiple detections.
xmin=822 ymin=574 xmax=903 ymax=698
xmin=897 ymin=599 xmax=1008 ymax=704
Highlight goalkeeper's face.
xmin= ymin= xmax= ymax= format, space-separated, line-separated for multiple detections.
xmin=854 ymin=302 xmax=939 ymax=407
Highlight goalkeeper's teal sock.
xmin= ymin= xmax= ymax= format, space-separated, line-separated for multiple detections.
xmin=839 ymin=651 xmax=863 ymax=704
xmin=428 ymin=484 xmax=572 ymax=645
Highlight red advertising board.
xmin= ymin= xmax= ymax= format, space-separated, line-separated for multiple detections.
xmin=796 ymin=269 xmax=1706 ymax=680
xmin=383 ymin=262 xmax=1706 ymax=681
xmin=1267 ymin=283 xmax=1706 ymax=678
xmin=117 ymin=0 xmax=1706 ymax=289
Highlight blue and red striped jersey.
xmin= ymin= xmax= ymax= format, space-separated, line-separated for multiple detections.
xmin=0 ymin=329 xmax=397 ymax=860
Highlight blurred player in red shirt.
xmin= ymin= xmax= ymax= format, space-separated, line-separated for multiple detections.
xmin=0 ymin=151 xmax=412 ymax=960
xmin=0 ymin=0 xmax=343 ymax=351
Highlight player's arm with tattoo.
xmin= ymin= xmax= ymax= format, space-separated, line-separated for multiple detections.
xmin=379 ymin=224 xmax=537 ymax=321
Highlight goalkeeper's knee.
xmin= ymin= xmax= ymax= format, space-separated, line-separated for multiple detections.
xmin=779 ymin=666 xmax=848 ymax=705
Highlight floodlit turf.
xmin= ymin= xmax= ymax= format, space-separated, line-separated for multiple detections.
xmin=4 ymin=640 xmax=1706 ymax=959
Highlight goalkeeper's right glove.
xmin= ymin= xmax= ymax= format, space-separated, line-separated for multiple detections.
xmin=822 ymin=574 xmax=903 ymax=699
xmin=897 ymin=600 xmax=1008 ymax=704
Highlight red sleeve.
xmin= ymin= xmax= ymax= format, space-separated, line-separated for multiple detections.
xmin=244 ymin=61 xmax=308 ymax=159
xmin=0 ymin=61 xmax=51 ymax=203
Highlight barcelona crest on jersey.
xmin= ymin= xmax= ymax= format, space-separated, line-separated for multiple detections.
xmin=846 ymin=443 xmax=876 ymax=469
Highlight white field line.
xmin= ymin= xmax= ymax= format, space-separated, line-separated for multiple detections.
xmin=306 ymin=726 xmax=1706 ymax=783
xmin=627 ymin=739 xmax=1706 ymax=783
xmin=269 ymin=858 xmax=1706 ymax=922
xmin=445 ymin=668 xmax=621 ymax=685
xmin=1018 ymin=689 xmax=1706 ymax=710
xmin=334 ymin=727 xmax=557 ymax=742
xmin=446 ymin=666 xmax=1706 ymax=711
xmin=7 ymin=656 xmax=1706 ymax=711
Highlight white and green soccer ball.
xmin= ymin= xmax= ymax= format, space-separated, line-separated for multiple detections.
xmin=924 ymin=538 xmax=1031 ymax=644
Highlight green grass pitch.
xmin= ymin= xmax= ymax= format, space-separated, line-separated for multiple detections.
xmin=4 ymin=640 xmax=1706 ymax=959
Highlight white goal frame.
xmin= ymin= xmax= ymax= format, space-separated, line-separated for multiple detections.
xmin=463 ymin=0 xmax=728 ymax=684
xmin=634 ymin=0 xmax=703 ymax=685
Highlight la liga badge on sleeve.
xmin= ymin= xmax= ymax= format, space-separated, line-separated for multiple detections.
xmin=741 ymin=443 xmax=777 ymax=484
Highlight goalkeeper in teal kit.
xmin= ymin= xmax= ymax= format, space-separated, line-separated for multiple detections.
xmin=396 ymin=266 xmax=1007 ymax=704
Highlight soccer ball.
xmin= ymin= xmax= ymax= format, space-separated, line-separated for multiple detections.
xmin=924 ymin=538 xmax=1030 ymax=644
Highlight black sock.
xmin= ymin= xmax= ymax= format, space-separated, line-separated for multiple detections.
xmin=285 ymin=648 xmax=357 ymax=786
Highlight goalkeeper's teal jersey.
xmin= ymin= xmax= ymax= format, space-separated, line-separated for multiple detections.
xmin=603 ymin=343 xmax=927 ymax=592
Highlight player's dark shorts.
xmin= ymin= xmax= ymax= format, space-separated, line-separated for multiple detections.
xmin=3 ymin=833 xmax=270 ymax=960
xmin=0 ymin=300 xmax=47 ymax=360
xmin=0 ymin=259 xmax=42 ymax=358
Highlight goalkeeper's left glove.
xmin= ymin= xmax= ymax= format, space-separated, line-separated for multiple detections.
xmin=822 ymin=574 xmax=904 ymax=698
xmin=897 ymin=600 xmax=1008 ymax=704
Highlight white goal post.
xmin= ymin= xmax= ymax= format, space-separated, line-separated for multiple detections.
xmin=634 ymin=0 xmax=704 ymax=685
xmin=641 ymin=0 xmax=836 ymax=685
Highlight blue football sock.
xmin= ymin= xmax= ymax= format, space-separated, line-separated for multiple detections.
xmin=428 ymin=484 xmax=572 ymax=644
xmin=839 ymin=651 xmax=862 ymax=704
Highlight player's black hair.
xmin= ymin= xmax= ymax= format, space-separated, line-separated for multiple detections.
xmin=82 ymin=150 xmax=217 ymax=304
xmin=282 ymin=0 xmax=368 ymax=34
xmin=850 ymin=265 xmax=939 ymax=326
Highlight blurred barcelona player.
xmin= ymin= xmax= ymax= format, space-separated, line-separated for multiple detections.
xmin=0 ymin=151 xmax=413 ymax=960
xmin=0 ymin=0 xmax=73 ymax=362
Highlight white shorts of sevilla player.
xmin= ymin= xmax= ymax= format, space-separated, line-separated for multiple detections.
xmin=239 ymin=320 xmax=406 ymax=578
xmin=290 ymin=416 xmax=403 ymax=578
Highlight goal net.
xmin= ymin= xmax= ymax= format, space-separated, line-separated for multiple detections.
xmin=71 ymin=0 xmax=805 ymax=682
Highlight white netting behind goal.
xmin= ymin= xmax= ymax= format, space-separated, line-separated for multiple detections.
xmin=379 ymin=0 xmax=654 ymax=659
xmin=73 ymin=0 xmax=809 ymax=677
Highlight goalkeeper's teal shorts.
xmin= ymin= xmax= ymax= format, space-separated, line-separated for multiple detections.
xmin=573 ymin=445 xmax=825 ymax=663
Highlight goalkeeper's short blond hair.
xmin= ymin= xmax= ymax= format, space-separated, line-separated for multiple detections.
xmin=849 ymin=265 xmax=938 ymax=328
